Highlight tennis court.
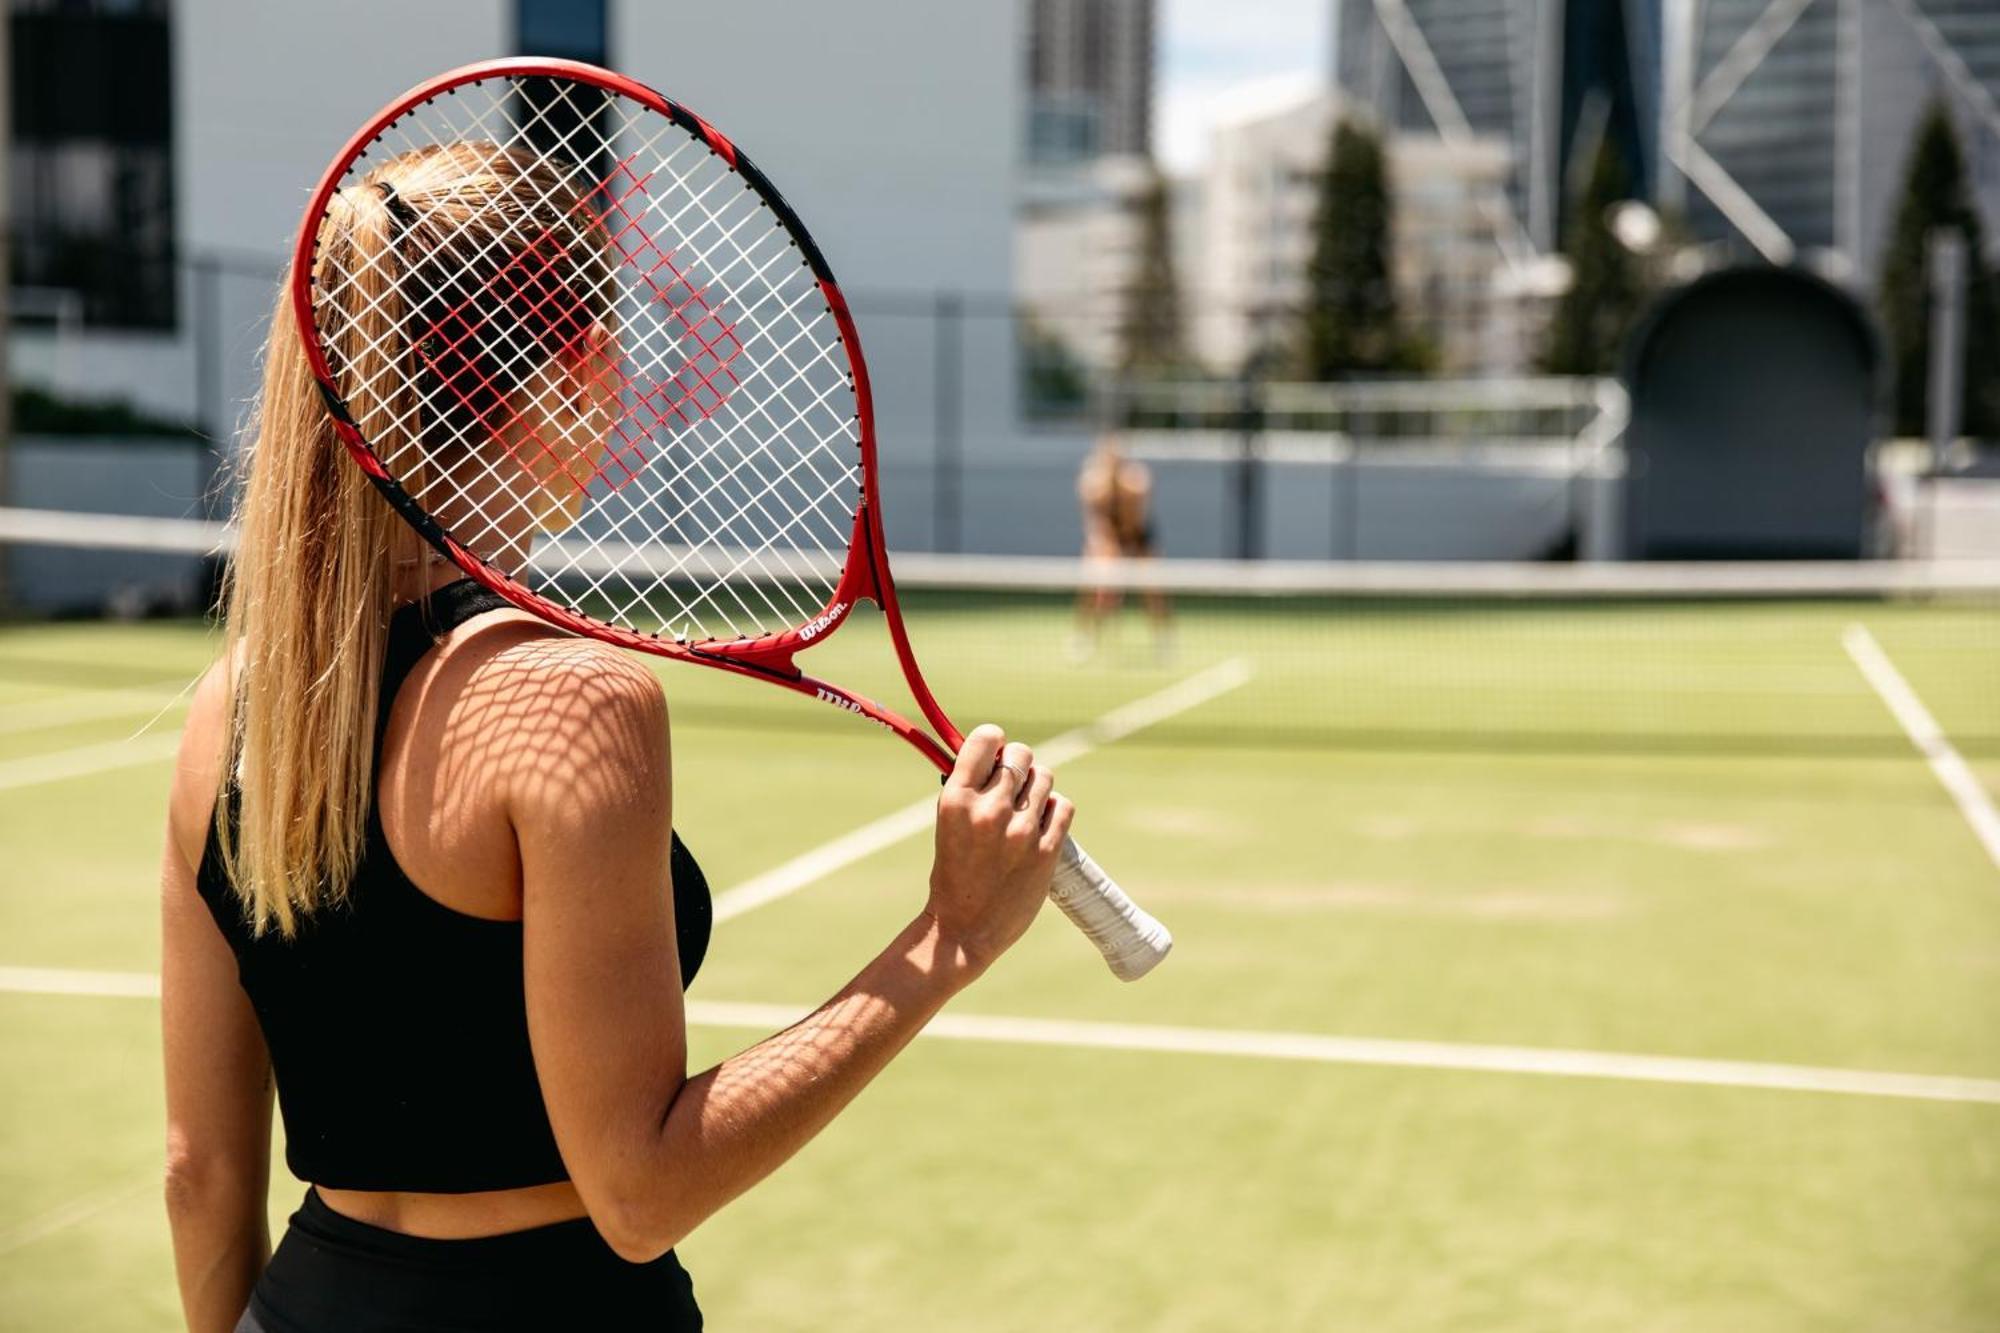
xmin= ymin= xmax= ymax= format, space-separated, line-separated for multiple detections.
xmin=3 ymin=563 xmax=1998 ymax=1330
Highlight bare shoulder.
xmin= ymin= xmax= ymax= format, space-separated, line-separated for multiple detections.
xmin=166 ymin=653 xmax=237 ymax=871
xmin=460 ymin=621 xmax=665 ymax=718
xmin=445 ymin=622 xmax=670 ymax=818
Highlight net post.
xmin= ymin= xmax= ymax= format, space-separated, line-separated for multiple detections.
xmin=1924 ymin=229 xmax=1966 ymax=563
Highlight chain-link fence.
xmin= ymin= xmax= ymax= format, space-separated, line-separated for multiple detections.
xmin=7 ymin=248 xmax=1626 ymax=562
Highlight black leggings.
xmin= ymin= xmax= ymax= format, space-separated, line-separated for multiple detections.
xmin=235 ymin=1188 xmax=701 ymax=1331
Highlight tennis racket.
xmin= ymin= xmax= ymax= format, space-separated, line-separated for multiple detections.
xmin=289 ymin=58 xmax=1170 ymax=980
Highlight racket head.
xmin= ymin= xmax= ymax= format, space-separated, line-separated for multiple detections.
xmin=288 ymin=58 xmax=892 ymax=673
xmin=287 ymin=61 xmax=1171 ymax=983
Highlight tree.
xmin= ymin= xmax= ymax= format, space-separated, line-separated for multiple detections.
xmin=1116 ymin=167 xmax=1188 ymax=376
xmin=1020 ymin=320 xmax=1090 ymax=418
xmin=1879 ymin=102 xmax=2000 ymax=440
xmin=1540 ymin=134 xmax=1648 ymax=374
xmin=1297 ymin=118 xmax=1415 ymax=377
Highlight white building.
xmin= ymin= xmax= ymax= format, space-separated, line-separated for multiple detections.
xmin=7 ymin=0 xmax=1018 ymax=551
xmin=1015 ymin=155 xmax=1203 ymax=377
xmin=1197 ymin=89 xmax=1519 ymax=374
xmin=1025 ymin=0 xmax=1155 ymax=164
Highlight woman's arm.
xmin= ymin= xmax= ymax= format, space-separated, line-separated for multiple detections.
xmin=161 ymin=664 xmax=275 ymax=1332
xmin=507 ymin=642 xmax=1068 ymax=1263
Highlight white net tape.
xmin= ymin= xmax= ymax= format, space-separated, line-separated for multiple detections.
xmin=310 ymin=74 xmax=860 ymax=646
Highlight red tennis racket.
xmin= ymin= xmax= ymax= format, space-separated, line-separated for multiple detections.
xmin=289 ymin=59 xmax=1170 ymax=980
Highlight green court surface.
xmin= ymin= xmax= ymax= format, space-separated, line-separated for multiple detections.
xmin=2 ymin=593 xmax=1998 ymax=1331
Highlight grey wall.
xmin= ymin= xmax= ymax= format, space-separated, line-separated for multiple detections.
xmin=5 ymin=437 xmax=210 ymax=612
xmin=943 ymin=426 xmax=1585 ymax=560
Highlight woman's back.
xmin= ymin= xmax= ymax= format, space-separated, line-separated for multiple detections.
xmin=186 ymin=576 xmax=704 ymax=1200
xmin=172 ymin=580 xmax=709 ymax=1237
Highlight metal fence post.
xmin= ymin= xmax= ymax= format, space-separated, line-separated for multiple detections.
xmin=1234 ymin=372 xmax=1262 ymax=560
xmin=1341 ymin=411 xmax=1361 ymax=562
xmin=933 ymin=290 xmax=962 ymax=553
xmin=192 ymin=253 xmax=225 ymax=519
xmin=1925 ymin=229 xmax=1967 ymax=561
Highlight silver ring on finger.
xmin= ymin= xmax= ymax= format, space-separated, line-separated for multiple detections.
xmin=998 ymin=761 xmax=1030 ymax=786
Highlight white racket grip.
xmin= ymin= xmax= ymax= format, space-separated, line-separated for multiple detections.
xmin=1048 ymin=836 xmax=1172 ymax=981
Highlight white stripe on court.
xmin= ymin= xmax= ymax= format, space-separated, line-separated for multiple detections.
xmin=0 ymin=732 xmax=182 ymax=793
xmin=709 ymin=657 xmax=1255 ymax=923
xmin=0 ymin=1177 xmax=153 ymax=1258
xmin=11 ymin=967 xmax=1995 ymax=1107
xmin=1843 ymin=624 xmax=2000 ymax=874
xmin=0 ymin=967 xmax=164 ymax=998
xmin=0 ymin=687 xmax=187 ymax=737
xmin=683 ymin=1002 xmax=2000 ymax=1107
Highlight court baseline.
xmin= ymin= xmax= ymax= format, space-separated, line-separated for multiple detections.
xmin=5 ymin=967 xmax=1995 ymax=1107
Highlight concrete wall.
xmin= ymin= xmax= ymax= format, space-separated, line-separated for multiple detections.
xmin=5 ymin=437 xmax=210 ymax=612
xmin=930 ymin=425 xmax=1584 ymax=560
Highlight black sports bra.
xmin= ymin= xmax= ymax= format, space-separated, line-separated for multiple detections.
xmin=194 ymin=580 xmax=710 ymax=1193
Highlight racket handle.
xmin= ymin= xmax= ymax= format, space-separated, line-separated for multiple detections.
xmin=1048 ymin=836 xmax=1172 ymax=981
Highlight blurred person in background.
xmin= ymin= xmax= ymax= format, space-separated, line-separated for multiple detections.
xmin=160 ymin=143 xmax=1073 ymax=1333
xmin=1075 ymin=432 xmax=1172 ymax=659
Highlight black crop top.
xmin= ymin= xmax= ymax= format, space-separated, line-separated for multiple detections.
xmin=195 ymin=580 xmax=710 ymax=1193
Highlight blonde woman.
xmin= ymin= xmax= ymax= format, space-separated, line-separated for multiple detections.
xmin=1074 ymin=433 xmax=1171 ymax=659
xmin=161 ymin=144 xmax=1072 ymax=1331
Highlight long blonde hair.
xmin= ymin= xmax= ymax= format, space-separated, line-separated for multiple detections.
xmin=219 ymin=143 xmax=607 ymax=936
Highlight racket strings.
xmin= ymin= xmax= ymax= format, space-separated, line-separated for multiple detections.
xmin=312 ymin=74 xmax=862 ymax=644
xmin=440 ymin=83 xmax=862 ymax=612
xmin=402 ymin=88 xmax=862 ymax=609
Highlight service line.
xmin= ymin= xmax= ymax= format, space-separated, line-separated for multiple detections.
xmin=1843 ymin=623 xmax=2000 ymax=874
xmin=709 ymin=656 xmax=1256 ymax=922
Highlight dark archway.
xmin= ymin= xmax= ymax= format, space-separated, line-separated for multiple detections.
xmin=1621 ymin=265 xmax=1879 ymax=559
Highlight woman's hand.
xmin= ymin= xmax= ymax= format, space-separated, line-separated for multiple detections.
xmin=925 ymin=724 xmax=1075 ymax=978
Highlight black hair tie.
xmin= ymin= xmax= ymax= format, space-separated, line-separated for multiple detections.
xmin=375 ymin=179 xmax=419 ymax=229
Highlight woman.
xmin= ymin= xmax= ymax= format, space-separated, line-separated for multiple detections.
xmin=161 ymin=145 xmax=1072 ymax=1331
xmin=1073 ymin=432 xmax=1171 ymax=659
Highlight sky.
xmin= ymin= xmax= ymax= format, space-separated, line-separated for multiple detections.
xmin=1155 ymin=0 xmax=1333 ymax=173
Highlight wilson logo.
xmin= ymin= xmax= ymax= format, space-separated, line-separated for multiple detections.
xmin=816 ymin=686 xmax=864 ymax=715
xmin=799 ymin=602 xmax=848 ymax=641
xmin=815 ymin=687 xmax=893 ymax=731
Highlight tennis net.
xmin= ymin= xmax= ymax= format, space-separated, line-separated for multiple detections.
xmin=3 ymin=506 xmax=1996 ymax=758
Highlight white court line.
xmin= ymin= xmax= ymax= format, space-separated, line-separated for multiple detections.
xmin=0 ymin=733 xmax=183 ymax=793
xmin=7 ymin=967 xmax=1996 ymax=1107
xmin=0 ymin=1177 xmax=153 ymax=1258
xmin=0 ymin=687 xmax=187 ymax=737
xmin=710 ymin=657 xmax=1256 ymax=923
xmin=1843 ymin=624 xmax=2000 ymax=874
xmin=686 ymin=1002 xmax=2000 ymax=1107
xmin=0 ymin=967 xmax=164 ymax=998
